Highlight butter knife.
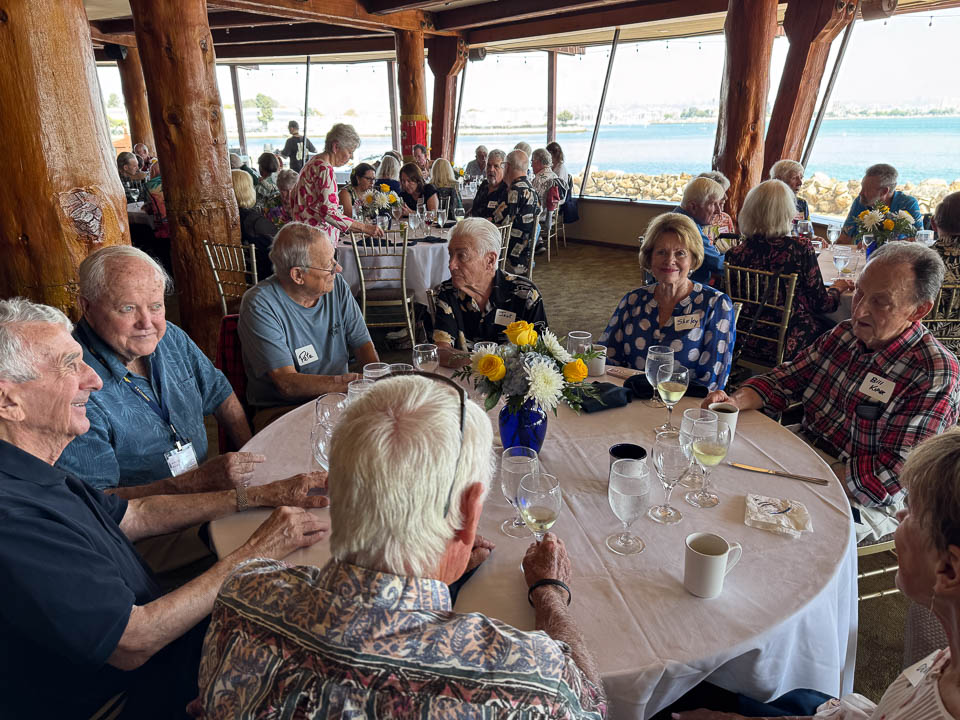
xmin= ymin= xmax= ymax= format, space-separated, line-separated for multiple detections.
xmin=727 ymin=462 xmax=830 ymax=486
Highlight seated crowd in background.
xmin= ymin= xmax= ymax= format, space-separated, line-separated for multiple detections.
xmin=118 ymin=151 xmax=148 ymax=203
xmin=431 ymin=157 xmax=464 ymax=211
xmin=338 ymin=162 xmax=376 ymax=219
xmin=232 ymin=169 xmax=277 ymax=278
xmin=399 ymin=162 xmax=438 ymax=214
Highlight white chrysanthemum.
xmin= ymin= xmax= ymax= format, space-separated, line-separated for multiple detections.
xmin=898 ymin=209 xmax=915 ymax=223
xmin=362 ymin=191 xmax=376 ymax=207
xmin=374 ymin=192 xmax=389 ymax=209
xmin=541 ymin=329 xmax=573 ymax=363
xmin=524 ymin=359 xmax=564 ymax=411
xmin=861 ymin=210 xmax=883 ymax=231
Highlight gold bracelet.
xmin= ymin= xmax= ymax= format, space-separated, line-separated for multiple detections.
xmin=236 ymin=483 xmax=249 ymax=512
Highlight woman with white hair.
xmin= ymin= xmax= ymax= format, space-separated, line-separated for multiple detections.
xmin=376 ymin=153 xmax=402 ymax=195
xmin=431 ymin=157 xmax=463 ymax=211
xmin=292 ymin=122 xmax=384 ymax=244
xmin=769 ymin=158 xmax=809 ymax=222
xmin=698 ymin=171 xmax=735 ymax=235
xmin=233 ymin=169 xmax=277 ymax=277
xmin=726 ymin=180 xmax=854 ymax=363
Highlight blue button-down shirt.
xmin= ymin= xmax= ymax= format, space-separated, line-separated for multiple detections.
xmin=56 ymin=320 xmax=233 ymax=490
xmin=841 ymin=190 xmax=923 ymax=236
xmin=673 ymin=206 xmax=724 ymax=283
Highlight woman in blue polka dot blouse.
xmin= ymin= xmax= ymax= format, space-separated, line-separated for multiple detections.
xmin=599 ymin=212 xmax=736 ymax=391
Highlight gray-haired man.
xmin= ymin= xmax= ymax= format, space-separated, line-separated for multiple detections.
xmin=839 ymin=163 xmax=923 ymax=244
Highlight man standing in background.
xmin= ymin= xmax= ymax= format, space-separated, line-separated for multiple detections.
xmin=282 ymin=121 xmax=316 ymax=173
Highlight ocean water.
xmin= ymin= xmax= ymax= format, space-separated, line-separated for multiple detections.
xmin=232 ymin=116 xmax=960 ymax=184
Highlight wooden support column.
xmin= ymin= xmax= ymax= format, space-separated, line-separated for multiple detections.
xmin=712 ymin=0 xmax=779 ymax=219
xmin=763 ymin=0 xmax=851 ymax=178
xmin=0 ymin=0 xmax=129 ymax=313
xmin=116 ymin=46 xmax=155 ymax=152
xmin=129 ymin=0 xmax=239 ymax=357
xmin=394 ymin=29 xmax=428 ymax=162
xmin=547 ymin=50 xmax=558 ymax=144
xmin=427 ymin=36 xmax=467 ymax=162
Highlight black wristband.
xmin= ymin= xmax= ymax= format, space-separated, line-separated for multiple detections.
xmin=528 ymin=578 xmax=572 ymax=607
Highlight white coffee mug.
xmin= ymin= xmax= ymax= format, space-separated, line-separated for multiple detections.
xmin=708 ymin=402 xmax=739 ymax=443
xmin=588 ymin=344 xmax=607 ymax=377
xmin=683 ymin=532 xmax=742 ymax=598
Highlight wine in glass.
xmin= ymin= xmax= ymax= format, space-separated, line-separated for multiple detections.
xmin=644 ymin=345 xmax=673 ymax=408
xmin=500 ymin=446 xmax=538 ymax=538
xmin=518 ymin=471 xmax=561 ymax=542
xmin=605 ymin=458 xmax=650 ymax=554
xmin=832 ymin=246 xmax=851 ymax=282
xmin=797 ymin=220 xmax=814 ymax=240
xmin=453 ymin=207 xmax=466 ymax=223
xmin=656 ymin=364 xmax=689 ymax=431
xmin=649 ymin=430 xmax=688 ymax=524
xmin=678 ymin=408 xmax=717 ymax=489
xmin=412 ymin=343 xmax=439 ymax=373
xmin=685 ymin=421 xmax=731 ymax=509
xmin=826 ymin=225 xmax=840 ymax=249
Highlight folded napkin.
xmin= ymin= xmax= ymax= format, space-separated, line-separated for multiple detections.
xmin=744 ymin=493 xmax=812 ymax=538
xmin=623 ymin=374 xmax=711 ymax=399
xmin=581 ymin=382 xmax=633 ymax=413
xmin=419 ymin=235 xmax=446 ymax=244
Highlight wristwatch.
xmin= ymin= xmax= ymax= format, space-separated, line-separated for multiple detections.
xmin=236 ymin=482 xmax=249 ymax=512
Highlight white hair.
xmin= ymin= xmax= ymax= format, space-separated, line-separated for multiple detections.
xmin=78 ymin=245 xmax=171 ymax=302
xmin=450 ymin=217 xmax=501 ymax=259
xmin=328 ymin=375 xmax=493 ymax=577
xmin=0 ymin=298 xmax=72 ymax=383
xmin=769 ymin=159 xmax=804 ymax=182
xmin=506 ymin=149 xmax=529 ymax=174
xmin=324 ymin=123 xmax=361 ymax=154
xmin=269 ymin=222 xmax=328 ymax=276
xmin=488 ymin=149 xmax=506 ymax=165
xmin=475 ymin=145 xmax=487 ymax=155
xmin=378 ymin=154 xmax=400 ymax=180
xmin=738 ymin=180 xmax=796 ymax=238
xmin=681 ymin=177 xmax=724 ymax=209
xmin=276 ymin=168 xmax=299 ymax=193
xmin=514 ymin=141 xmax=532 ymax=159
xmin=865 ymin=163 xmax=899 ymax=190
xmin=531 ymin=148 xmax=552 ymax=167
xmin=868 ymin=241 xmax=945 ymax=304
xmin=698 ymin=171 xmax=730 ymax=191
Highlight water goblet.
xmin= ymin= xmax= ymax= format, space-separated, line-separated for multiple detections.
xmin=684 ymin=420 xmax=731 ymax=509
xmin=412 ymin=343 xmax=439 ymax=373
xmin=518 ymin=472 xmax=561 ymax=543
xmin=832 ymin=245 xmax=851 ymax=282
xmin=347 ymin=378 xmax=375 ymax=403
xmin=644 ymin=345 xmax=673 ymax=408
xmin=656 ymin=364 xmax=689 ymax=431
xmin=605 ymin=458 xmax=650 ymax=554
xmin=500 ymin=446 xmax=539 ymax=538
xmin=826 ymin=225 xmax=840 ymax=249
xmin=648 ymin=430 xmax=688 ymax=524
xmin=363 ymin=362 xmax=390 ymax=380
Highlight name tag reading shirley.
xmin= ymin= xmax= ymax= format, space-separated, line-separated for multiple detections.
xmin=858 ymin=373 xmax=895 ymax=403
xmin=674 ymin=314 xmax=700 ymax=331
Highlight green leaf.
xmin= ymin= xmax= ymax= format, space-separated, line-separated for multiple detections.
xmin=484 ymin=391 xmax=501 ymax=412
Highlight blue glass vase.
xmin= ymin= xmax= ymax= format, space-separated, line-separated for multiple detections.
xmin=499 ymin=400 xmax=548 ymax=453
xmin=865 ymin=239 xmax=877 ymax=259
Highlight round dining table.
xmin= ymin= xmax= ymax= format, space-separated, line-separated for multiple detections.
xmin=208 ymin=373 xmax=857 ymax=720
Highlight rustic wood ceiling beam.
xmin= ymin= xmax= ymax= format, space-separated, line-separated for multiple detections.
xmin=212 ymin=36 xmax=397 ymax=58
xmin=92 ymin=11 xmax=298 ymax=35
xmin=211 ymin=23 xmax=388 ymax=45
xmin=363 ymin=0 xmax=449 ymax=15
xmin=89 ymin=25 xmax=137 ymax=47
xmin=210 ymin=0 xmax=446 ymax=34
xmin=436 ymin=0 xmax=636 ymax=32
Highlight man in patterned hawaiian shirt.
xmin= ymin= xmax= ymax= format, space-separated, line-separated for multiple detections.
xmin=484 ymin=149 xmax=541 ymax=276
xmin=197 ymin=374 xmax=607 ymax=719
xmin=432 ymin=218 xmax=548 ymax=367
xmin=705 ymin=242 xmax=960 ymax=541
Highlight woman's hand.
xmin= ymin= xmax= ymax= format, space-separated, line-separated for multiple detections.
xmin=365 ymin=223 xmax=385 ymax=238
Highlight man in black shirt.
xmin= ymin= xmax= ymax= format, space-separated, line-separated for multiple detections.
xmin=469 ymin=149 xmax=508 ymax=220
xmin=281 ymin=120 xmax=316 ymax=172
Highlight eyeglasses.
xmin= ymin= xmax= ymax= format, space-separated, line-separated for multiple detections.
xmin=375 ymin=370 xmax=465 ymax=517
xmin=301 ymin=262 xmax=339 ymax=275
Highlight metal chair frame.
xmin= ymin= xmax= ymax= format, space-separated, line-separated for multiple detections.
xmin=349 ymin=229 xmax=415 ymax=343
xmin=925 ymin=282 xmax=960 ymax=359
xmin=857 ymin=539 xmax=899 ymax=602
xmin=203 ymin=240 xmax=258 ymax=316
xmin=496 ymin=220 xmax=514 ymax=271
xmin=724 ymin=265 xmax=799 ymax=376
xmin=545 ymin=207 xmax=562 ymax=262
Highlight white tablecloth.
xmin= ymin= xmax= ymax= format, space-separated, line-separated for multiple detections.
xmin=209 ymin=377 xmax=857 ymax=719
xmin=126 ymin=201 xmax=154 ymax=229
xmin=336 ymin=233 xmax=451 ymax=306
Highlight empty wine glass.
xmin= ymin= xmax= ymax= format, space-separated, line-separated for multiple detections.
xmin=826 ymin=225 xmax=840 ymax=249
xmin=644 ymin=345 xmax=673 ymax=408
xmin=518 ymin=472 xmax=562 ymax=543
xmin=685 ymin=420 xmax=731 ymax=509
xmin=407 ymin=211 xmax=422 ymax=237
xmin=500 ymin=446 xmax=538 ymax=538
xmin=566 ymin=331 xmax=592 ymax=355
xmin=648 ymin=430 xmax=687 ymax=524
xmin=388 ymin=363 xmax=414 ymax=374
xmin=656 ymin=364 xmax=689 ymax=431
xmin=412 ymin=343 xmax=439 ymax=373
xmin=606 ymin=458 xmax=650 ymax=554
xmin=311 ymin=393 xmax=346 ymax=470
xmin=363 ymin=362 xmax=390 ymax=380
xmin=473 ymin=341 xmax=498 ymax=356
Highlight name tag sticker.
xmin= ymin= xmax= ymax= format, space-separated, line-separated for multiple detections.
xmin=858 ymin=373 xmax=895 ymax=403
xmin=494 ymin=309 xmax=517 ymax=326
xmin=295 ymin=344 xmax=319 ymax=367
xmin=903 ymin=653 xmax=937 ymax=687
xmin=674 ymin=314 xmax=700 ymax=331
xmin=164 ymin=442 xmax=199 ymax=477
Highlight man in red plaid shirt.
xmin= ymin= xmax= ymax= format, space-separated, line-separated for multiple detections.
xmin=706 ymin=242 xmax=960 ymax=541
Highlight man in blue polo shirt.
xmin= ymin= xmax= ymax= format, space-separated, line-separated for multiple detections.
xmin=0 ymin=298 xmax=329 ymax=718
xmin=839 ymin=163 xmax=923 ymax=244
xmin=674 ymin=176 xmax=725 ymax=284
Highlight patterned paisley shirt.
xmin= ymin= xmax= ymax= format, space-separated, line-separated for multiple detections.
xmin=197 ymin=559 xmax=607 ymax=720
xmin=469 ymin=179 xmax=508 ymax=219
xmin=255 ymin=171 xmax=280 ymax=210
xmin=433 ymin=270 xmax=548 ymax=350
xmin=293 ymin=156 xmax=353 ymax=245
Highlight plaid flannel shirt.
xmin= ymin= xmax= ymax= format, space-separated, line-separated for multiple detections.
xmin=744 ymin=320 xmax=960 ymax=507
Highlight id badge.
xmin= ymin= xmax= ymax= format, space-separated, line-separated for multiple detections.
xmin=164 ymin=442 xmax=199 ymax=476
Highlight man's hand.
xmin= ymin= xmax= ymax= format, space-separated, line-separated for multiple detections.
xmin=831 ymin=278 xmax=856 ymax=293
xmin=701 ymin=390 xmax=731 ymax=408
xmin=195 ymin=452 xmax=266 ymax=491
xmin=241 ymin=506 xmax=329 ymax=560
xmin=249 ymin=471 xmax=329 ymax=509
xmin=523 ymin=532 xmax=571 ymax=587
xmin=466 ymin=534 xmax=495 ymax=574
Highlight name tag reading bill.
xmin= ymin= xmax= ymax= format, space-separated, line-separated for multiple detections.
xmin=858 ymin=373 xmax=895 ymax=403
xmin=295 ymin=343 xmax=319 ymax=367
xmin=164 ymin=442 xmax=199 ymax=476
xmin=494 ymin=309 xmax=517 ymax=326
xmin=674 ymin=314 xmax=700 ymax=332
xmin=487 ymin=201 xmax=498 ymax=209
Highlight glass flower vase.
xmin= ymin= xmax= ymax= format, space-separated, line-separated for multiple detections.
xmin=498 ymin=400 xmax=548 ymax=454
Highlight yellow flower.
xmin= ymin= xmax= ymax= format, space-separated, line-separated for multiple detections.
xmin=858 ymin=210 xmax=869 ymax=218
xmin=477 ymin=354 xmax=506 ymax=382
xmin=380 ymin=183 xmax=391 ymax=193
xmin=563 ymin=358 xmax=588 ymax=383
xmin=388 ymin=193 xmax=398 ymax=203
xmin=882 ymin=219 xmax=895 ymax=231
xmin=504 ymin=320 xmax=537 ymax=346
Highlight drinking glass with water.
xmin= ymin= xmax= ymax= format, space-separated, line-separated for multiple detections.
xmin=606 ymin=458 xmax=650 ymax=554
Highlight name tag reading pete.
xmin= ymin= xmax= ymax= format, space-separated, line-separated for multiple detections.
xmin=858 ymin=373 xmax=895 ymax=404
xmin=295 ymin=344 xmax=319 ymax=368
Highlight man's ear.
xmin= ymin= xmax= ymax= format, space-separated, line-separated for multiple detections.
xmin=0 ymin=383 xmax=26 ymax=423
xmin=934 ymin=544 xmax=960 ymax=599
xmin=78 ymin=296 xmax=90 ymax=316
xmin=453 ymin=482 xmax=485 ymax=548
xmin=912 ymin=299 xmax=934 ymax=323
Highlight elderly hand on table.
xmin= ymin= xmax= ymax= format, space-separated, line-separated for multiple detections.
xmin=191 ymin=452 xmax=266 ymax=492
xmin=247 ymin=471 xmax=330 ymax=509
xmin=240 ymin=506 xmax=330 ymax=560
xmin=523 ymin=532 xmax=571 ymax=589
xmin=830 ymin=278 xmax=855 ymax=294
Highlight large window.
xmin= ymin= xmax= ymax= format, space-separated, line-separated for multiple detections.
xmin=95 ymin=65 xmax=129 ymax=152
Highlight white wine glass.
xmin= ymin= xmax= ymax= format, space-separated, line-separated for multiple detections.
xmin=685 ymin=420 xmax=731 ymax=509
xmin=678 ymin=408 xmax=717 ymax=489
xmin=831 ymin=245 xmax=851 ymax=282
xmin=649 ymin=430 xmax=687 ymax=524
xmin=826 ymin=225 xmax=840 ymax=249
xmin=500 ymin=446 xmax=538 ymax=538
xmin=644 ymin=345 xmax=673 ymax=408
xmin=656 ymin=364 xmax=689 ymax=431
xmin=453 ymin=207 xmax=466 ymax=223
xmin=606 ymin=458 xmax=650 ymax=554
xmin=412 ymin=343 xmax=439 ymax=373
xmin=518 ymin=471 xmax=561 ymax=543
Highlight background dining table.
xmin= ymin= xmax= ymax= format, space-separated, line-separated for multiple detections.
xmin=817 ymin=244 xmax=859 ymax=322
xmin=208 ymin=371 xmax=858 ymax=720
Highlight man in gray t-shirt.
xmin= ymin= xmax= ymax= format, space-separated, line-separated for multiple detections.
xmin=238 ymin=223 xmax=379 ymax=424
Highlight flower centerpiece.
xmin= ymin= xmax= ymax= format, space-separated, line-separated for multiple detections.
xmin=454 ymin=321 xmax=601 ymax=452
xmin=855 ymin=205 xmax=918 ymax=254
xmin=360 ymin=183 xmax=403 ymax=220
